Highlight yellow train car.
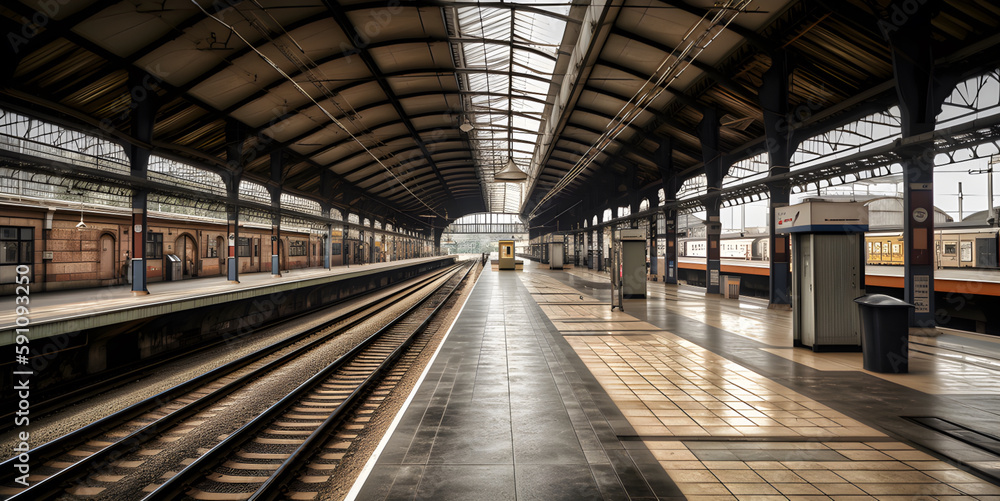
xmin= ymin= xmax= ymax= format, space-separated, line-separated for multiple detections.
xmin=865 ymin=233 xmax=904 ymax=265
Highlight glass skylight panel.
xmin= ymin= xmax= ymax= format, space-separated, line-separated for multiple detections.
xmin=453 ymin=0 xmax=570 ymax=213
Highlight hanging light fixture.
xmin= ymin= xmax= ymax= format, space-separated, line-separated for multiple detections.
xmin=459 ymin=117 xmax=474 ymax=133
xmin=494 ymin=157 xmax=527 ymax=182
xmin=76 ymin=202 xmax=87 ymax=230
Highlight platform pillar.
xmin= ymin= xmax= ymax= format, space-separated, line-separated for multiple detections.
xmin=768 ymin=188 xmax=791 ymax=307
xmin=760 ymin=50 xmax=793 ymax=308
xmin=596 ymin=225 xmax=604 ymax=272
xmin=325 ymin=223 xmax=332 ymax=270
xmin=706 ymin=201 xmax=722 ymax=295
xmin=648 ymin=214 xmax=658 ymax=279
xmin=888 ymin=1 xmax=954 ymax=331
xmin=699 ymin=109 xmax=724 ymax=295
xmin=130 ymin=192 xmax=148 ymax=295
xmin=663 ymin=208 xmax=678 ymax=284
xmin=227 ymin=208 xmax=240 ymax=284
xmin=124 ymin=69 xmax=158 ymax=296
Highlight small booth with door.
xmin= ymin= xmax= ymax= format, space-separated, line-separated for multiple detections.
xmin=548 ymin=240 xmax=565 ymax=270
xmin=498 ymin=239 xmax=516 ymax=270
xmin=618 ymin=228 xmax=647 ymax=299
xmin=776 ymin=200 xmax=868 ymax=351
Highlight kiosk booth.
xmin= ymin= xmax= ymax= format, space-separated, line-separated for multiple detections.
xmin=498 ymin=239 xmax=516 ymax=270
xmin=548 ymin=240 xmax=564 ymax=270
xmin=619 ymin=228 xmax=647 ymax=299
xmin=776 ymin=200 xmax=867 ymax=351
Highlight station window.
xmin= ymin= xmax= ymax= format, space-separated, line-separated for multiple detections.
xmin=944 ymin=242 xmax=957 ymax=255
xmin=206 ymin=237 xmax=218 ymax=258
xmin=289 ymin=240 xmax=307 ymax=257
xmin=145 ymin=232 xmax=163 ymax=259
xmin=237 ymin=237 xmax=251 ymax=257
xmin=1 ymin=226 xmax=33 ymax=284
xmin=331 ymin=242 xmax=342 ymax=255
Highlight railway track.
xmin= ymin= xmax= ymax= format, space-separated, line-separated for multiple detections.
xmin=0 ymin=261 xmax=475 ymax=500
xmin=0 ymin=265 xmax=452 ymax=434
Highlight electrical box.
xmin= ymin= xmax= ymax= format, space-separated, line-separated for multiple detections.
xmin=498 ymin=240 xmax=515 ymax=270
xmin=777 ymin=201 xmax=868 ymax=351
xmin=619 ymin=228 xmax=647 ymax=299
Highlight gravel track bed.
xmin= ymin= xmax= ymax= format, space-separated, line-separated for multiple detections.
xmin=314 ymin=260 xmax=484 ymax=500
xmin=75 ymin=268 xmax=458 ymax=500
xmin=0 ymin=271 xmax=446 ymax=461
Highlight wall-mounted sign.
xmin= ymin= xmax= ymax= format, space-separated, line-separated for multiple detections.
xmin=619 ymin=229 xmax=646 ymax=240
xmin=912 ymin=208 xmax=928 ymax=223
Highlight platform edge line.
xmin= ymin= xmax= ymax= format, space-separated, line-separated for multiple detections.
xmin=343 ymin=263 xmax=485 ymax=501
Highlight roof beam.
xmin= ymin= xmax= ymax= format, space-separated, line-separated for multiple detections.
xmin=320 ymin=0 xmax=455 ymax=205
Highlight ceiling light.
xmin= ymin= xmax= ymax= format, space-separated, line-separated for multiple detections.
xmin=494 ymin=158 xmax=527 ymax=182
xmin=459 ymin=118 xmax=474 ymax=133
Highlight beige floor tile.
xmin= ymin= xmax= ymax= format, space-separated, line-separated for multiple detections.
xmin=676 ymin=482 xmax=733 ymax=495
xmin=668 ymin=469 xmax=719 ymax=483
xmin=642 ymin=440 xmax=686 ymax=450
xmin=713 ymin=470 xmax=766 ymax=483
xmin=814 ymin=483 xmax=867 ymax=495
xmin=795 ymin=470 xmax=845 ymax=483
xmin=773 ymin=483 xmax=824 ymax=495
xmin=856 ymin=482 xmax=960 ymax=496
xmin=703 ymin=461 xmax=752 ymax=470
xmin=726 ymin=483 xmax=781 ymax=495
xmin=882 ymin=449 xmax=938 ymax=461
xmin=649 ymin=449 xmax=699 ymax=461
xmin=658 ymin=460 xmax=706 ymax=470
xmin=836 ymin=450 xmax=893 ymax=461
xmin=756 ymin=469 xmax=805 ymax=483
xmin=833 ymin=469 xmax=937 ymax=484
xmin=950 ymin=482 xmax=1000 ymax=495
xmin=743 ymin=461 xmax=788 ymax=470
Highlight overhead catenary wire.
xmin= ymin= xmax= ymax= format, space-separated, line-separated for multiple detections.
xmin=527 ymin=0 xmax=752 ymax=220
xmin=189 ymin=0 xmax=446 ymax=219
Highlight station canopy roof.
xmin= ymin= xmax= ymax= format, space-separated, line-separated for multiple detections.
xmin=1 ymin=0 xmax=998 ymax=230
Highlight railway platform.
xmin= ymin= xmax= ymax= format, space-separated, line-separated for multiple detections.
xmin=0 ymin=256 xmax=454 ymax=344
xmin=0 ymin=257 xmax=455 ymax=397
xmin=351 ymin=260 xmax=1000 ymax=500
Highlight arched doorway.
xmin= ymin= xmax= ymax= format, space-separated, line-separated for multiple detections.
xmin=216 ymin=236 xmax=225 ymax=275
xmin=99 ymin=234 xmax=115 ymax=281
xmin=174 ymin=234 xmax=198 ymax=278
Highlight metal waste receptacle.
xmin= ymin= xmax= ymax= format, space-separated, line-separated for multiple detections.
xmin=165 ymin=254 xmax=182 ymax=281
xmin=722 ymin=275 xmax=740 ymax=299
xmin=853 ymin=294 xmax=913 ymax=373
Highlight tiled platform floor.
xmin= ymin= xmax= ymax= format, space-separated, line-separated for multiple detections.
xmin=351 ymin=261 xmax=1000 ymax=500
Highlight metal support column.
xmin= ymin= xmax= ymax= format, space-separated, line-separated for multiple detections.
xmin=125 ymin=70 xmax=158 ymax=296
xmin=761 ymin=50 xmax=793 ymax=307
xmin=663 ymin=208 xmax=678 ymax=284
xmin=700 ymin=109 xmax=724 ymax=295
xmin=225 ymin=121 xmax=246 ymax=283
xmin=269 ymin=154 xmax=283 ymax=277
xmin=597 ymin=224 xmax=604 ymax=272
xmin=130 ymin=192 xmax=148 ymax=295
xmin=648 ymin=214 xmax=658 ymax=279
xmin=888 ymin=1 xmax=954 ymax=331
